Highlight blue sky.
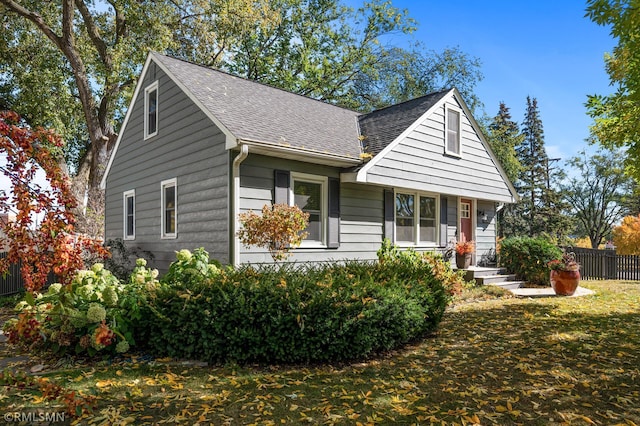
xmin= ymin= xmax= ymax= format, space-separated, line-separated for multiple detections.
xmin=366 ymin=0 xmax=615 ymax=164
xmin=1 ymin=1 xmax=615 ymax=201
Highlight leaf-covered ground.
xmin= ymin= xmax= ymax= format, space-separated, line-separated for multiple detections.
xmin=2 ymin=280 xmax=640 ymax=425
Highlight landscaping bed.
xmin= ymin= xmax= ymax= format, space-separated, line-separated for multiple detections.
xmin=2 ymin=280 xmax=639 ymax=424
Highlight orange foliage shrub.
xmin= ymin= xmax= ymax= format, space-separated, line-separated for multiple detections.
xmin=612 ymin=214 xmax=640 ymax=255
xmin=237 ymin=203 xmax=309 ymax=261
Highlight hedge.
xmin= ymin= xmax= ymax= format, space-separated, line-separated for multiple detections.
xmin=136 ymin=248 xmax=454 ymax=364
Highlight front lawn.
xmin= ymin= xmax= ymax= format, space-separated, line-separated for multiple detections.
xmin=2 ymin=280 xmax=639 ymax=425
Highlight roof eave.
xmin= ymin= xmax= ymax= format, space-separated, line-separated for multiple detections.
xmin=237 ymin=138 xmax=362 ymax=167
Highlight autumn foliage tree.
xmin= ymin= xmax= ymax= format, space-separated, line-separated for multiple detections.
xmin=612 ymin=214 xmax=640 ymax=255
xmin=0 ymin=111 xmax=106 ymax=292
xmin=238 ymin=204 xmax=309 ymax=262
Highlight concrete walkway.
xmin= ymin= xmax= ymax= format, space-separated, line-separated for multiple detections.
xmin=510 ymin=286 xmax=595 ymax=298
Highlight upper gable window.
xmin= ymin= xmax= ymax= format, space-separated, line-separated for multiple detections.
xmin=144 ymin=81 xmax=159 ymax=139
xmin=445 ymin=108 xmax=461 ymax=156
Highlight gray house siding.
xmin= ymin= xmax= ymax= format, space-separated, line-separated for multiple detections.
xmin=238 ymin=155 xmax=460 ymax=264
xmin=476 ymin=200 xmax=497 ymax=264
xmin=104 ymin=63 xmax=229 ymax=272
xmin=238 ymin=155 xmax=383 ymax=264
xmin=365 ymin=97 xmax=513 ymax=202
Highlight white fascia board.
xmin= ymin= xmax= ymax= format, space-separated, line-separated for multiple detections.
xmin=100 ymin=52 xmax=239 ymax=190
xmin=150 ymin=53 xmax=238 ymax=149
xmin=449 ymin=88 xmax=520 ymax=203
xmin=100 ymin=54 xmax=154 ymax=189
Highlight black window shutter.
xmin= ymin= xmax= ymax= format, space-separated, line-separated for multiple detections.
xmin=440 ymin=196 xmax=448 ymax=246
xmin=327 ymin=177 xmax=340 ymax=248
xmin=274 ymin=170 xmax=290 ymax=204
xmin=383 ymin=189 xmax=395 ymax=241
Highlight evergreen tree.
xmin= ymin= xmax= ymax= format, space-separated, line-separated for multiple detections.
xmin=487 ymin=103 xmax=523 ymax=184
xmin=485 ymin=103 xmax=524 ymax=237
xmin=514 ymin=97 xmax=570 ymax=240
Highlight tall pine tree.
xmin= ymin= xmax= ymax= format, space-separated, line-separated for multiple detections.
xmin=514 ymin=97 xmax=570 ymax=240
xmin=486 ymin=103 xmax=524 ymax=237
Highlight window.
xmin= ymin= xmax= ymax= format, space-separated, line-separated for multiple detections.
xmin=144 ymin=81 xmax=159 ymax=139
xmin=395 ymin=192 xmax=438 ymax=245
xmin=161 ymin=178 xmax=177 ymax=238
xmin=123 ymin=190 xmax=135 ymax=240
xmin=291 ymin=173 xmax=327 ymax=245
xmin=446 ymin=108 xmax=461 ymax=156
xmin=461 ymin=202 xmax=471 ymax=219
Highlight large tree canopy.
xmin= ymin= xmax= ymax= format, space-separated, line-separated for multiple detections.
xmin=0 ymin=0 xmax=280 ymax=232
xmin=585 ymin=0 xmax=640 ymax=179
xmin=1 ymin=1 xmax=483 ymax=237
xmin=562 ymin=148 xmax=632 ymax=248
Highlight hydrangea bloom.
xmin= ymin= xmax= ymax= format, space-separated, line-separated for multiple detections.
xmin=77 ymin=284 xmax=95 ymax=299
xmin=86 ymin=303 xmax=107 ymax=323
xmin=136 ymin=258 xmax=147 ymax=267
xmin=91 ymin=263 xmax=105 ymax=273
xmin=47 ymin=283 xmax=63 ymax=294
xmin=176 ymin=249 xmax=192 ymax=262
xmin=68 ymin=309 xmax=88 ymax=328
xmin=115 ymin=340 xmax=130 ymax=353
xmin=102 ymin=286 xmax=118 ymax=307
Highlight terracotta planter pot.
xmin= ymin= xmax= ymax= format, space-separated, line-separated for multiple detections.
xmin=456 ymin=253 xmax=472 ymax=269
xmin=550 ymin=269 xmax=580 ymax=296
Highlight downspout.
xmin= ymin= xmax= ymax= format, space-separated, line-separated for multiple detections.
xmin=232 ymin=144 xmax=249 ymax=267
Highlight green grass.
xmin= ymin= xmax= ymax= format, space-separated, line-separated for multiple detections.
xmin=2 ymin=281 xmax=640 ymax=425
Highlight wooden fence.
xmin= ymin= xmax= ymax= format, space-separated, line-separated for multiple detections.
xmin=568 ymin=247 xmax=640 ymax=281
xmin=0 ymin=252 xmax=25 ymax=296
xmin=0 ymin=252 xmax=56 ymax=296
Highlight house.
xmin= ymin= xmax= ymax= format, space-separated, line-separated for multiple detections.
xmin=101 ymin=52 xmax=518 ymax=271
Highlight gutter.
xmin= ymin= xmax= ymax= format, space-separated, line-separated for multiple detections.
xmin=231 ymin=144 xmax=249 ymax=267
xmin=238 ymin=138 xmax=361 ymax=166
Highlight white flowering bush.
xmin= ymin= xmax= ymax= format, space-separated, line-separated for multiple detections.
xmin=3 ymin=260 xmax=160 ymax=357
xmin=161 ymin=248 xmax=220 ymax=289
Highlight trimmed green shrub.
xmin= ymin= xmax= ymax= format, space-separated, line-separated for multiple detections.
xmin=138 ymin=248 xmax=452 ymax=364
xmin=499 ymin=237 xmax=562 ymax=285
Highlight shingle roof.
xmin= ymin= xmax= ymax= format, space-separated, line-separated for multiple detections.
xmin=152 ymin=53 xmax=363 ymax=159
xmin=357 ymin=90 xmax=451 ymax=155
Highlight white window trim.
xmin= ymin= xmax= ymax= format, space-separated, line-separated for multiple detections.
xmin=161 ymin=178 xmax=177 ymax=239
xmin=144 ymin=81 xmax=159 ymax=140
xmin=394 ymin=190 xmax=440 ymax=247
xmin=290 ymin=172 xmax=328 ymax=248
xmin=444 ymin=106 xmax=462 ymax=157
xmin=123 ymin=189 xmax=135 ymax=240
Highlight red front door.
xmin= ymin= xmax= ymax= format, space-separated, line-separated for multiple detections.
xmin=460 ymin=199 xmax=472 ymax=243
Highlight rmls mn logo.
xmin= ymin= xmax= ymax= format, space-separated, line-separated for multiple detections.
xmin=4 ymin=411 xmax=66 ymax=423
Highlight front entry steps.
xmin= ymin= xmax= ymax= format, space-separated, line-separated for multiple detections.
xmin=462 ymin=267 xmax=525 ymax=290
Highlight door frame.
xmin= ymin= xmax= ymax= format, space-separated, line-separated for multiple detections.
xmin=458 ymin=197 xmax=476 ymax=259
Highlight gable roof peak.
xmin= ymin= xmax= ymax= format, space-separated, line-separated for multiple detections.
xmin=357 ymin=89 xmax=454 ymax=155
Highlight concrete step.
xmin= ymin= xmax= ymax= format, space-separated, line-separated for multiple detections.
xmin=487 ymin=281 xmax=526 ymax=290
xmin=475 ymin=274 xmax=518 ymax=285
xmin=463 ymin=267 xmax=508 ymax=280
